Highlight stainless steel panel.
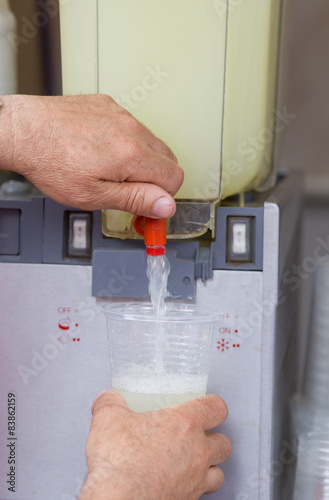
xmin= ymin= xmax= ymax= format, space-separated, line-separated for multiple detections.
xmin=0 ymin=264 xmax=264 ymax=500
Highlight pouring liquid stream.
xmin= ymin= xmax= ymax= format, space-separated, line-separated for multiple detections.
xmin=146 ymin=253 xmax=170 ymax=372
xmin=147 ymin=253 xmax=170 ymax=316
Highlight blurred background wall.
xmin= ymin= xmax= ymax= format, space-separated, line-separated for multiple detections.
xmin=9 ymin=0 xmax=61 ymax=95
xmin=276 ymin=0 xmax=329 ymax=386
xmin=278 ymin=0 xmax=329 ymax=194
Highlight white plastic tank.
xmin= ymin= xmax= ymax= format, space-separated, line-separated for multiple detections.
xmin=0 ymin=0 xmax=17 ymax=94
xmin=59 ymin=0 xmax=283 ymax=238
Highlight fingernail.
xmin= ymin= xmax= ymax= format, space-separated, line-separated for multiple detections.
xmin=92 ymin=390 xmax=108 ymax=405
xmin=152 ymin=197 xmax=174 ymax=218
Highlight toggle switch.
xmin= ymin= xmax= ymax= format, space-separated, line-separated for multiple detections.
xmin=0 ymin=209 xmax=20 ymax=255
xmin=67 ymin=213 xmax=92 ymax=258
xmin=226 ymin=216 xmax=254 ymax=264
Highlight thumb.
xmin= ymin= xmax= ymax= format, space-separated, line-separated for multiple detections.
xmin=100 ymin=181 xmax=176 ymax=218
xmin=91 ymin=389 xmax=129 ymax=415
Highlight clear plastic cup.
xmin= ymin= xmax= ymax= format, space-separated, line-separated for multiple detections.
xmin=291 ymin=394 xmax=329 ymax=438
xmin=303 ymin=262 xmax=329 ymax=410
xmin=102 ymin=302 xmax=220 ymax=412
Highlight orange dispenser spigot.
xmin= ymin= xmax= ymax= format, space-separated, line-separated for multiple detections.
xmin=134 ymin=217 xmax=167 ymax=256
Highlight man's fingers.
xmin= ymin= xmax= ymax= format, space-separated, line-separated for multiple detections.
xmin=206 ymin=433 xmax=232 ymax=465
xmin=117 ymin=105 xmax=179 ymax=165
xmin=91 ymin=390 xmax=129 ymax=415
xmin=148 ymin=137 xmax=179 ymax=164
xmin=204 ymin=466 xmax=225 ymax=495
xmin=121 ymin=146 xmax=184 ymax=197
xmin=174 ymin=394 xmax=229 ymax=431
xmin=93 ymin=180 xmax=177 ymax=218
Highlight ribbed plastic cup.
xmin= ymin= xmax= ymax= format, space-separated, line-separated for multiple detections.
xmin=291 ymin=394 xmax=329 ymax=437
xmin=102 ymin=302 xmax=220 ymax=412
xmin=293 ymin=432 xmax=329 ymax=500
xmin=303 ymin=262 xmax=329 ymax=410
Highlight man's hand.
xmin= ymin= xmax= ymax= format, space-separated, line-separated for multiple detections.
xmin=80 ymin=391 xmax=231 ymax=500
xmin=0 ymin=94 xmax=184 ymax=217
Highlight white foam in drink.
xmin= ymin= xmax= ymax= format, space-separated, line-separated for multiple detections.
xmin=113 ymin=371 xmax=206 ymax=412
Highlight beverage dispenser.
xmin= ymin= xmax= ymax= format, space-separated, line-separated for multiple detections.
xmin=60 ymin=0 xmax=282 ymax=238
xmin=0 ymin=2 xmax=303 ymax=499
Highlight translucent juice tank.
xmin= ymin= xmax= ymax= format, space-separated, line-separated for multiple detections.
xmin=60 ymin=0 xmax=282 ymax=238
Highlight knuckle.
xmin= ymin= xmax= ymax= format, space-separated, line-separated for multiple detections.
xmin=123 ymin=140 xmax=144 ymax=165
xmin=178 ymin=414 xmax=198 ymax=436
xmin=216 ymin=434 xmax=232 ymax=461
xmin=165 ymin=164 xmax=184 ymax=196
xmin=178 ymin=165 xmax=185 ymax=183
xmin=176 ymin=165 xmax=185 ymax=187
xmin=207 ymin=394 xmax=229 ymax=421
xmin=98 ymin=94 xmax=115 ymax=106
xmin=91 ymin=391 xmax=117 ymax=415
xmin=204 ymin=467 xmax=224 ymax=495
xmin=215 ymin=468 xmax=225 ymax=489
xmin=170 ymin=150 xmax=178 ymax=164
xmin=224 ymin=436 xmax=232 ymax=458
xmin=121 ymin=113 xmax=144 ymax=134
xmin=91 ymin=404 xmax=112 ymax=420
xmin=157 ymin=140 xmax=176 ymax=160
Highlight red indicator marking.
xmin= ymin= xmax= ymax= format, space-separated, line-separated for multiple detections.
xmin=75 ymin=323 xmax=79 ymax=327
xmin=58 ymin=307 xmax=71 ymax=314
xmin=235 ymin=329 xmax=238 ymax=333
xmin=217 ymin=340 xmax=230 ymax=350
xmin=77 ymin=338 xmax=80 ymax=342
xmin=73 ymin=338 xmax=76 ymax=341
xmin=219 ymin=327 xmax=231 ymax=334
xmin=217 ymin=340 xmax=240 ymax=351
xmin=58 ymin=317 xmax=71 ymax=330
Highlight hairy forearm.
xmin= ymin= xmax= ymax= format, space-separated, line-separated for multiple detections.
xmin=0 ymin=95 xmax=17 ymax=172
xmin=0 ymin=94 xmax=51 ymax=177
